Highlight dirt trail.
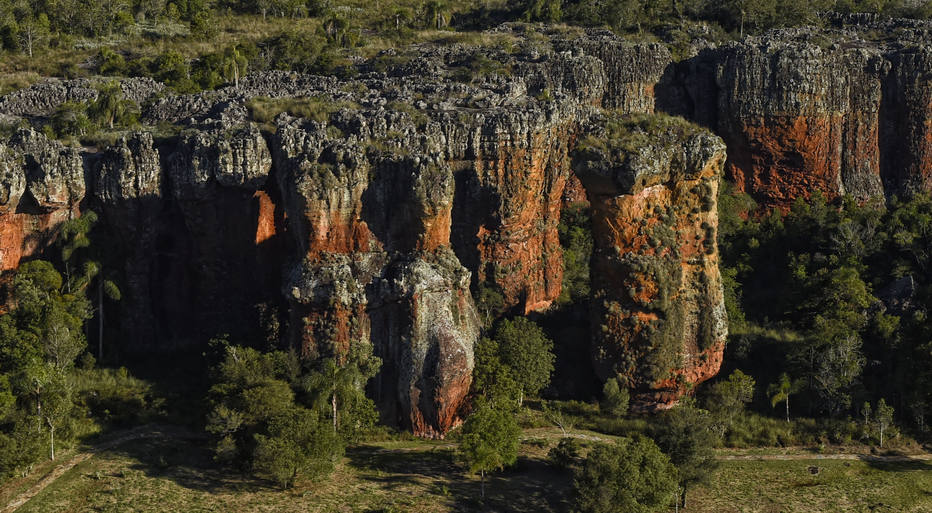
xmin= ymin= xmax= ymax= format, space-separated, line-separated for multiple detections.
xmin=0 ymin=424 xmax=200 ymax=513
xmin=718 ymin=452 xmax=932 ymax=462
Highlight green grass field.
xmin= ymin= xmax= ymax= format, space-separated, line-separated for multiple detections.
xmin=4 ymin=426 xmax=931 ymax=513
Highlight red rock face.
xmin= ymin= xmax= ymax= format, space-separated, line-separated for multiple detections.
xmin=573 ymin=117 xmax=728 ymax=408
xmin=708 ymin=41 xmax=889 ymax=209
xmin=0 ymin=208 xmax=77 ymax=272
xmin=726 ymin=115 xmax=846 ymax=206
xmin=457 ymin=122 xmax=578 ymax=315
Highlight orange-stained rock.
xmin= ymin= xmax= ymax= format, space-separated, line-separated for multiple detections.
xmin=572 ymin=115 xmax=728 ymax=408
xmin=709 ymin=38 xmax=890 ymax=209
xmin=274 ymin=116 xmax=480 ymax=437
xmin=452 ymin=117 xmax=580 ymax=315
xmin=726 ymin=115 xmax=846 ymax=207
xmin=0 ymin=129 xmax=84 ymax=281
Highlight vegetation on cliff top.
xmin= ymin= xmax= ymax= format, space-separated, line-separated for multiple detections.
xmin=1 ymin=0 xmax=931 ymax=97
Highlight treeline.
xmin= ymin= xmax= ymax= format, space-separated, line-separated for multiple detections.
xmin=0 ymin=0 xmax=215 ymax=54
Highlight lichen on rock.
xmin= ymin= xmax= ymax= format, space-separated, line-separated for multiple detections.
xmin=573 ymin=113 xmax=728 ymax=409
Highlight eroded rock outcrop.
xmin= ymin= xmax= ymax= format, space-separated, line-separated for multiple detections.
xmin=656 ymin=23 xmax=932 ymax=208
xmin=273 ymin=112 xmax=482 ymax=435
xmin=572 ymin=115 xmax=728 ymax=408
xmin=0 ymin=129 xmax=83 ymax=274
xmin=4 ymin=18 xmax=932 ymax=433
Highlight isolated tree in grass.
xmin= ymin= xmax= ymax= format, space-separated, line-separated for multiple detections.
xmin=493 ymin=317 xmax=554 ymax=406
xmin=459 ymin=400 xmax=521 ymax=499
xmin=206 ymin=345 xmax=300 ymax=467
xmin=34 ymin=368 xmax=74 ymax=461
xmin=253 ymin=406 xmax=341 ymax=489
xmin=874 ymin=398 xmax=894 ymax=448
xmin=651 ymin=400 xmax=718 ymax=510
xmin=768 ymin=372 xmax=801 ymax=422
xmin=705 ymin=369 xmax=755 ymax=439
xmin=600 ymin=376 xmax=630 ymax=416
xmin=573 ymin=436 xmax=678 ymax=513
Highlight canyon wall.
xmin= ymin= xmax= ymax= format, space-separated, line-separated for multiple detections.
xmin=0 ymin=17 xmax=930 ymax=434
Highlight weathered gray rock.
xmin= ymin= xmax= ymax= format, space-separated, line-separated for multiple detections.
xmin=10 ymin=128 xmax=84 ymax=210
xmin=0 ymin=142 xmax=25 ymax=213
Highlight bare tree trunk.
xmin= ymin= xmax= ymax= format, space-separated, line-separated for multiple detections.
xmin=49 ymin=423 xmax=55 ymax=461
xmin=480 ymin=470 xmax=485 ymax=499
xmin=786 ymin=396 xmax=790 ymax=422
xmin=332 ymin=393 xmax=338 ymax=432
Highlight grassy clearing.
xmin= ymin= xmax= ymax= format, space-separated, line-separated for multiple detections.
xmin=4 ymin=424 xmax=931 ymax=513
xmin=690 ymin=458 xmax=932 ymax=513
xmin=9 ymin=433 xmax=570 ymax=513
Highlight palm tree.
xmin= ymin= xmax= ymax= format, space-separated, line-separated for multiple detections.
xmin=768 ymin=373 xmax=800 ymax=422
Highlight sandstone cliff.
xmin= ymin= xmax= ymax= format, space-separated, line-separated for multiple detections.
xmin=1 ymin=17 xmax=930 ymax=435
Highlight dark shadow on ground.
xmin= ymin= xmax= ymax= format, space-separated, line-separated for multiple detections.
xmin=347 ymin=447 xmax=571 ymax=512
xmin=859 ymin=456 xmax=932 ymax=473
xmin=102 ymin=435 xmax=272 ymax=494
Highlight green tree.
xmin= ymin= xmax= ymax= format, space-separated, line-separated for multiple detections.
xmin=600 ymin=376 xmax=630 ymax=417
xmin=422 ymin=0 xmax=449 ymax=29
xmin=493 ymin=317 xmax=554 ymax=406
xmin=458 ymin=400 xmax=521 ymax=499
xmin=573 ymin=436 xmax=678 ymax=513
xmin=705 ymin=369 xmax=755 ymax=439
xmin=522 ymin=0 xmax=562 ymax=22
xmin=223 ymin=45 xmax=247 ymax=89
xmin=87 ymin=82 xmax=138 ymax=130
xmin=58 ymin=211 xmax=121 ymax=361
xmin=472 ymin=336 xmax=521 ymax=410
xmin=874 ymin=398 xmax=894 ymax=448
xmin=301 ymin=349 xmax=380 ymax=443
xmin=651 ymin=401 xmax=717 ymax=510
xmin=253 ymin=406 xmax=341 ymax=488
xmin=206 ymin=344 xmax=300 ymax=467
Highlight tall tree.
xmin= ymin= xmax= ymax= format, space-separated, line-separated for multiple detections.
xmin=874 ymin=399 xmax=894 ymax=448
xmin=768 ymin=372 xmax=801 ymax=422
xmin=705 ymin=369 xmax=755 ymax=439
xmin=651 ymin=401 xmax=718 ymax=510
xmin=301 ymin=349 xmax=380 ymax=443
xmin=459 ymin=400 xmax=521 ymax=499
xmin=58 ymin=211 xmax=121 ymax=361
